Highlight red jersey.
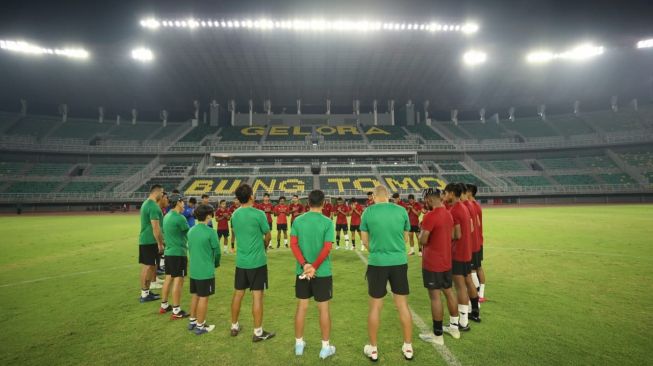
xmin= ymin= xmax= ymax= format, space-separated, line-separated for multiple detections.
xmin=472 ymin=201 xmax=483 ymax=246
xmin=406 ymin=201 xmax=423 ymax=226
xmin=334 ymin=204 xmax=350 ymax=225
xmin=420 ymin=207 xmax=454 ymax=272
xmin=366 ymin=199 xmax=374 ymax=207
xmin=289 ymin=203 xmax=304 ymax=220
xmin=443 ymin=201 xmax=452 ymax=210
xmin=258 ymin=202 xmax=274 ymax=223
xmin=215 ymin=207 xmax=231 ymax=231
xmin=274 ymin=204 xmax=289 ymax=225
xmin=322 ymin=202 xmax=333 ymax=218
xmin=463 ymin=201 xmax=481 ymax=252
xmin=450 ymin=202 xmax=473 ymax=262
xmin=350 ymin=202 xmax=363 ymax=226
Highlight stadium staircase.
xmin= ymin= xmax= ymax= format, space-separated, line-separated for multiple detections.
xmin=605 ymin=149 xmax=648 ymax=185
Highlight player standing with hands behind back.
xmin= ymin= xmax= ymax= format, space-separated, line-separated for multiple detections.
xmin=289 ymin=189 xmax=336 ymax=359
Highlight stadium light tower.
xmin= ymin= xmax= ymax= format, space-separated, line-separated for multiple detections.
xmin=637 ymin=38 xmax=653 ymax=49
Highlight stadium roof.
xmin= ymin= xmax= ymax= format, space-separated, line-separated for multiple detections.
xmin=0 ymin=0 xmax=652 ymax=119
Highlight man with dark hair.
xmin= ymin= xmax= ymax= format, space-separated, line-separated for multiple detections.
xmin=365 ymin=191 xmax=374 ymax=207
xmin=187 ymin=204 xmax=221 ymax=334
xmin=418 ymin=188 xmax=460 ymax=345
xmin=466 ymin=184 xmax=486 ymax=302
xmin=160 ymin=193 xmax=191 ymax=319
xmin=183 ymin=197 xmax=197 ymax=227
xmin=361 ymin=185 xmax=414 ymax=361
xmin=349 ymin=198 xmax=364 ymax=251
xmin=138 ymin=184 xmax=164 ymax=303
xmin=289 ymin=194 xmax=304 ymax=227
xmin=200 ymin=194 xmax=213 ymax=228
xmin=273 ymin=196 xmax=289 ymax=249
xmin=334 ymin=197 xmax=350 ymax=250
xmin=444 ymin=183 xmax=479 ymax=331
xmin=258 ymin=193 xmax=274 ymax=231
xmin=215 ymin=200 xmax=232 ymax=253
xmin=230 ymin=184 xmax=275 ymax=342
xmin=290 ymin=190 xmax=336 ymax=359
xmin=406 ymin=194 xmax=424 ymax=257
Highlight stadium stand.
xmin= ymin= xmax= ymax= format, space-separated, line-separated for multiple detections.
xmin=546 ymin=115 xmax=595 ymax=136
xmin=177 ymin=124 xmax=220 ymax=143
xmin=49 ymin=118 xmax=112 ymax=139
xmin=598 ymin=173 xmax=637 ymax=185
xmin=182 ymin=177 xmax=249 ymax=196
xmin=404 ymin=124 xmax=445 ymax=140
xmin=619 ymin=151 xmax=653 ymax=169
xmin=460 ymin=121 xmax=509 ymax=140
xmin=27 ymin=163 xmax=73 ymax=176
xmin=505 ymin=118 xmax=558 ymax=138
xmin=324 ymin=166 xmax=374 ymax=174
xmin=552 ymin=175 xmax=598 ymax=185
xmin=266 ymin=126 xmax=312 ymax=141
xmin=377 ymin=165 xmax=423 ymax=173
xmin=218 ymin=126 xmax=263 ymax=142
xmin=440 ymin=173 xmax=488 ymax=187
xmin=6 ymin=181 xmax=61 ymax=193
xmin=106 ymin=122 xmax=158 ymax=141
xmin=205 ymin=167 xmax=255 ymax=175
xmin=137 ymin=177 xmax=184 ymax=193
xmin=538 ymin=158 xmax=579 ymax=170
xmin=437 ymin=161 xmax=467 ymax=171
xmin=59 ymin=181 xmax=112 ymax=193
xmin=259 ymin=166 xmax=306 ymax=174
xmin=0 ymin=162 xmax=29 ymax=176
xmin=576 ymin=156 xmax=617 ymax=169
xmin=365 ymin=126 xmax=409 ymax=141
xmin=320 ymin=125 xmax=364 ymax=141
xmin=508 ymin=175 xmax=552 ymax=186
xmin=479 ymin=159 xmax=531 ymax=172
xmin=5 ymin=116 xmax=58 ymax=138
xmin=86 ymin=164 xmax=144 ymax=177
xmin=319 ymin=175 xmax=382 ymax=193
xmin=251 ymin=176 xmax=314 ymax=194
xmin=584 ymin=110 xmax=645 ymax=132
xmin=381 ymin=175 xmax=445 ymax=191
xmin=147 ymin=123 xmax=188 ymax=141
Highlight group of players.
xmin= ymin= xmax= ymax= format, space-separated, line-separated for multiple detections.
xmin=136 ymin=181 xmax=488 ymax=361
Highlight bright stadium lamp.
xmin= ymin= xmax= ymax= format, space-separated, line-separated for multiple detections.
xmin=131 ymin=47 xmax=153 ymax=62
xmin=559 ymin=43 xmax=603 ymax=61
xmin=140 ymin=18 xmax=160 ymax=30
xmin=0 ymin=39 xmax=89 ymax=59
xmin=461 ymin=22 xmax=479 ymax=34
xmin=526 ymin=50 xmax=555 ymax=63
xmin=463 ymin=50 xmax=487 ymax=66
xmin=637 ymin=38 xmax=653 ymax=49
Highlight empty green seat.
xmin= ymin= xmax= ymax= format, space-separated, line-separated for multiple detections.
xmin=60 ymin=181 xmax=110 ymax=193
xmin=599 ymin=174 xmax=636 ymax=184
xmin=509 ymin=176 xmax=551 ymax=186
xmin=6 ymin=181 xmax=60 ymax=193
xmin=179 ymin=124 xmax=220 ymax=142
xmin=552 ymin=175 xmax=597 ymax=185
xmin=27 ymin=163 xmax=72 ymax=176
xmin=440 ymin=174 xmax=487 ymax=187
xmin=404 ymin=125 xmax=445 ymax=140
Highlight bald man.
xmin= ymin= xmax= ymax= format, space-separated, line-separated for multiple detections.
xmin=360 ymin=185 xmax=413 ymax=361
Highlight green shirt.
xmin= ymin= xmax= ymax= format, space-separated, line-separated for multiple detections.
xmin=360 ymin=202 xmax=410 ymax=266
xmin=231 ymin=206 xmax=271 ymax=269
xmin=187 ymin=223 xmax=220 ymax=280
xmin=163 ymin=210 xmax=190 ymax=257
xmin=139 ymin=199 xmax=163 ymax=245
xmin=290 ymin=211 xmax=335 ymax=277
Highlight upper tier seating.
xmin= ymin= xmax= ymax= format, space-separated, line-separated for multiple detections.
xmin=576 ymin=156 xmax=617 ymax=169
xmin=538 ymin=158 xmax=578 ymax=170
xmin=619 ymin=152 xmax=653 ymax=170
xmin=0 ymin=162 xmax=29 ymax=176
xmin=377 ymin=165 xmax=423 ymax=173
xmin=205 ymin=167 xmax=255 ymax=175
xmin=599 ymin=174 xmax=637 ymax=185
xmin=6 ymin=181 xmax=60 ymax=193
xmin=460 ymin=121 xmax=509 ymax=140
xmin=404 ymin=124 xmax=445 ymax=140
xmin=6 ymin=116 xmax=59 ymax=138
xmin=505 ymin=118 xmax=558 ymax=138
xmin=479 ymin=159 xmax=531 ymax=172
xmin=547 ymin=115 xmax=594 ymax=136
xmin=218 ymin=127 xmax=263 ymax=142
xmin=147 ymin=123 xmax=187 ymax=141
xmin=158 ymin=164 xmax=192 ymax=176
xmin=552 ymin=175 xmax=598 ymax=185
xmin=440 ymin=173 xmax=488 ymax=187
xmin=509 ymin=175 xmax=552 ymax=186
xmin=259 ymin=167 xmax=305 ymax=174
xmin=60 ymin=181 xmax=111 ymax=193
xmin=106 ymin=122 xmax=159 ymax=141
xmin=366 ymin=126 xmax=409 ymax=141
xmin=437 ymin=161 xmax=466 ymax=171
xmin=137 ymin=178 xmax=184 ymax=193
xmin=27 ymin=163 xmax=73 ymax=176
xmin=50 ymin=118 xmax=111 ymax=139
xmin=584 ymin=111 xmax=645 ymax=133
xmin=178 ymin=124 xmax=220 ymax=142
xmin=86 ymin=164 xmax=143 ymax=176
xmin=325 ymin=166 xmax=373 ymax=174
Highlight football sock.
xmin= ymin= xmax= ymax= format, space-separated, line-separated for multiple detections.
xmin=160 ymin=301 xmax=169 ymax=309
xmin=471 ymin=272 xmax=480 ymax=288
xmin=173 ymin=306 xmax=180 ymax=314
xmin=189 ymin=317 xmax=197 ymax=324
xmin=433 ymin=320 xmax=443 ymax=336
xmin=458 ymin=304 xmax=469 ymax=327
xmin=141 ymin=289 xmax=149 ymax=297
xmin=277 ymin=239 xmax=280 ymax=247
xmin=254 ymin=327 xmax=263 ymax=336
xmin=449 ymin=316 xmax=459 ymax=328
xmin=470 ymin=297 xmax=480 ymax=313
xmin=197 ymin=322 xmax=205 ymax=329
xmin=336 ymin=235 xmax=340 ymax=245
xmin=296 ymin=337 xmax=304 ymax=345
xmin=322 ymin=340 xmax=330 ymax=348
xmin=284 ymin=239 xmax=288 ymax=246
xmin=479 ymin=284 xmax=485 ymax=298
xmin=231 ymin=322 xmax=239 ymax=330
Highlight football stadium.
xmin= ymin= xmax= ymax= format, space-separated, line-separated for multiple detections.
xmin=1 ymin=1 xmax=653 ymax=365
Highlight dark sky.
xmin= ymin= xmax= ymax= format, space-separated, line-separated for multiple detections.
xmin=0 ymin=0 xmax=652 ymax=118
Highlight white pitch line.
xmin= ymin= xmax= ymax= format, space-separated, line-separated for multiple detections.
xmin=0 ymin=264 xmax=138 ymax=288
xmin=486 ymin=246 xmax=649 ymax=259
xmin=355 ymin=250 xmax=462 ymax=366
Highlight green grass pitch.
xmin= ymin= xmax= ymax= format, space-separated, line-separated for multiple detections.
xmin=2 ymin=204 xmax=652 ymax=365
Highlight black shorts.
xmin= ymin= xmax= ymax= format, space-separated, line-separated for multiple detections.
xmin=295 ymin=275 xmax=333 ymax=302
xmin=138 ymin=244 xmax=158 ymax=266
xmin=422 ymin=269 xmax=453 ymax=290
xmin=217 ymin=229 xmax=230 ymax=238
xmin=479 ymin=246 xmax=484 ymax=262
xmin=471 ymin=250 xmax=482 ymax=269
xmin=366 ymin=264 xmax=409 ymax=298
xmin=164 ymin=255 xmax=188 ymax=277
xmin=350 ymin=225 xmax=360 ymax=232
xmin=190 ymin=278 xmax=215 ymax=297
xmin=452 ymin=260 xmax=472 ymax=276
xmin=410 ymin=225 xmax=420 ymax=233
xmin=335 ymin=224 xmax=349 ymax=232
xmin=277 ymin=223 xmax=288 ymax=231
xmin=234 ymin=265 xmax=268 ymax=291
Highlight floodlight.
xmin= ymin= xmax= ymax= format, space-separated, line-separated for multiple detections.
xmin=559 ymin=44 xmax=603 ymax=61
xmin=526 ymin=50 xmax=555 ymax=63
xmin=637 ymin=38 xmax=653 ymax=49
xmin=462 ymin=22 xmax=479 ymax=34
xmin=0 ymin=39 xmax=89 ymax=59
xmin=131 ymin=47 xmax=153 ymax=62
xmin=463 ymin=50 xmax=487 ymax=66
